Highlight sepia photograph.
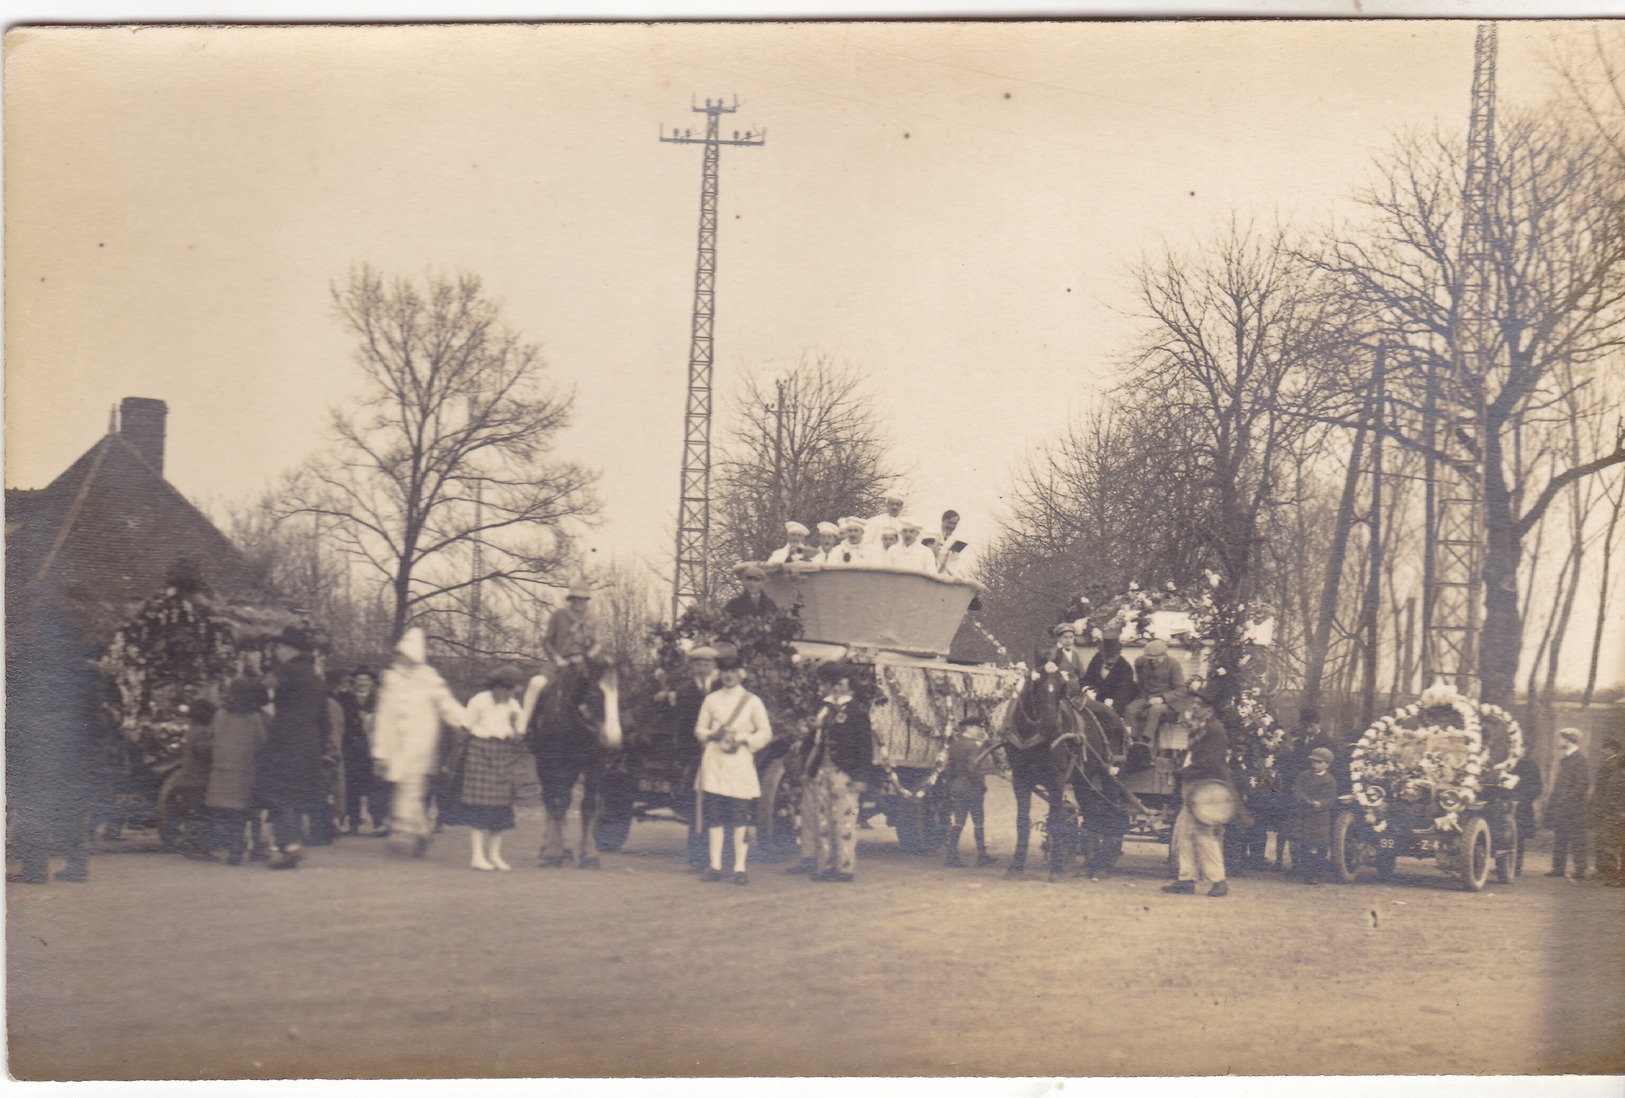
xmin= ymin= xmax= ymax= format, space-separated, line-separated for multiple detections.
xmin=5 ymin=13 xmax=1625 ymax=1084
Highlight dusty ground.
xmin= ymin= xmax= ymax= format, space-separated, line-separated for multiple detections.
xmin=8 ymin=779 xmax=1623 ymax=1081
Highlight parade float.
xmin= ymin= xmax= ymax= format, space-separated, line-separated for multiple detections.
xmin=1333 ymin=680 xmax=1525 ymax=891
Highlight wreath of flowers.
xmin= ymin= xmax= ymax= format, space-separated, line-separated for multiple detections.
xmin=1348 ymin=680 xmax=1525 ymax=833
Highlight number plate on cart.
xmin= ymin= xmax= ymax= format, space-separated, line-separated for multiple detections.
xmin=1379 ymin=838 xmax=1396 ymax=849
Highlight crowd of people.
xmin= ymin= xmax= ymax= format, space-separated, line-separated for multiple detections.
xmin=7 ymin=576 xmax=1625 ymax=895
xmin=759 ymin=497 xmax=969 ymax=575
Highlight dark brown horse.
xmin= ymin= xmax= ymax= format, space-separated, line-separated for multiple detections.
xmin=1001 ymin=657 xmax=1138 ymax=880
xmin=528 ymin=657 xmax=623 ymax=868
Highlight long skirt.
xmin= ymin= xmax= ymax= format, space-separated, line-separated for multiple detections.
xmin=443 ymin=738 xmax=527 ymax=833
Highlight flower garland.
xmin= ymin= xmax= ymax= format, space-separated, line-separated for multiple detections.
xmin=1348 ymin=680 xmax=1525 ymax=833
xmin=871 ymin=663 xmax=1024 ymax=800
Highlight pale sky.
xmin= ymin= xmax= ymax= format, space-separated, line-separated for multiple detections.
xmin=6 ymin=20 xmax=1619 ymax=683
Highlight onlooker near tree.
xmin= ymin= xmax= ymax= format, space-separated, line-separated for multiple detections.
xmin=1548 ymin=727 xmax=1593 ymax=880
xmin=207 ymin=677 xmax=269 ymax=866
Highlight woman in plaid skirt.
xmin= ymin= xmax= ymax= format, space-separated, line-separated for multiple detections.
xmin=446 ymin=665 xmax=528 ymax=871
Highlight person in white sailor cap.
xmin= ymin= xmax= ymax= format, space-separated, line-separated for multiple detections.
xmin=890 ymin=515 xmax=936 ymax=573
xmin=829 ymin=517 xmax=873 ymax=567
xmin=767 ymin=521 xmax=812 ymax=564
xmin=812 ymin=521 xmax=841 ymax=563
xmin=866 ymin=494 xmax=906 ymax=542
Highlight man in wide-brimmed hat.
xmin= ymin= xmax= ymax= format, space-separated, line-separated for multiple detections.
xmin=544 ymin=580 xmax=602 ymax=665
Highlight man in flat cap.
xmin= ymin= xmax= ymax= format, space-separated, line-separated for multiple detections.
xmin=544 ymin=580 xmax=601 ymax=666
xmin=724 ymin=565 xmax=778 ymax=619
xmin=767 ymin=521 xmax=813 ymax=564
xmin=1548 ymin=727 xmax=1593 ymax=879
xmin=1122 ymin=640 xmax=1189 ymax=746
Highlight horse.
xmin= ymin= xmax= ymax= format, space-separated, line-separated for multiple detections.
xmin=1000 ymin=656 xmax=1140 ymax=880
xmin=527 ymin=656 xmax=624 ymax=869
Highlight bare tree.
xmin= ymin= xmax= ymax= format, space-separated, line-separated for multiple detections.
xmin=286 ymin=266 xmax=598 ymax=644
xmin=708 ymin=353 xmax=901 ymax=587
xmin=1317 ymin=114 xmax=1625 ymax=705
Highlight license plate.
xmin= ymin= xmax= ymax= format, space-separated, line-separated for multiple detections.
xmin=638 ymin=779 xmax=673 ymax=795
xmin=1379 ymin=838 xmax=1396 ymax=849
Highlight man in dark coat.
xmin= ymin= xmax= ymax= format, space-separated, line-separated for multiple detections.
xmin=1499 ymin=751 xmax=1544 ymax=877
xmin=723 ymin=565 xmax=778 ymax=619
xmin=5 ymin=598 xmax=103 ymax=884
xmin=664 ymin=645 xmax=719 ymax=870
xmin=1547 ymin=727 xmax=1592 ymax=879
xmin=256 ymin=626 xmax=331 ymax=870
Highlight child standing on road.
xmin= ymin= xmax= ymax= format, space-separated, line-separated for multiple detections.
xmin=944 ymin=719 xmax=999 ymax=868
xmin=1288 ymin=746 xmax=1337 ymax=885
xmin=694 ymin=652 xmax=773 ymax=885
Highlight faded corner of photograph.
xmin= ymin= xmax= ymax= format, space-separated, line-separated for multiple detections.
xmin=4 ymin=16 xmax=1624 ymax=1084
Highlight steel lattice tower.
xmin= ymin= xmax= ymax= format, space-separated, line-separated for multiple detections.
xmin=1423 ymin=22 xmax=1496 ymax=697
xmin=661 ymin=98 xmax=764 ymax=619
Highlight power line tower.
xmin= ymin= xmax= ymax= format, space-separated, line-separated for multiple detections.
xmin=661 ymin=97 xmax=766 ymax=619
xmin=1423 ymin=21 xmax=1496 ymax=698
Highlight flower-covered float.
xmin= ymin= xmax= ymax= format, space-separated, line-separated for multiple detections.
xmin=1333 ymin=680 xmax=1526 ymax=891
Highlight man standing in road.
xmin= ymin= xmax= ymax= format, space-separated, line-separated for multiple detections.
xmin=256 ymin=626 xmax=331 ymax=870
xmin=1163 ymin=698 xmax=1231 ymax=897
xmin=1548 ymin=727 xmax=1593 ymax=880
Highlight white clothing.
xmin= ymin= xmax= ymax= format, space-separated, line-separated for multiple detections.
xmin=767 ymin=544 xmax=810 ymax=564
xmin=890 ymin=541 xmax=937 ymax=573
xmin=828 ymin=541 xmax=878 ymax=568
xmin=466 ymin=689 xmax=525 ymax=740
xmin=694 ymin=685 xmax=773 ymax=798
xmin=372 ymin=661 xmax=468 ymax=782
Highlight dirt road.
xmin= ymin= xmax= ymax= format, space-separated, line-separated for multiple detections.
xmin=8 ymin=781 xmax=1623 ymax=1080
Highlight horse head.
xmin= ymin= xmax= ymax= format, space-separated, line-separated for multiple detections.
xmin=536 ymin=656 xmax=625 ymax=752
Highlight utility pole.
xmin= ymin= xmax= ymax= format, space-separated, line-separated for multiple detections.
xmin=1423 ymin=21 xmax=1495 ymax=698
xmin=469 ymin=479 xmax=484 ymax=658
xmin=661 ymin=97 xmax=766 ymax=619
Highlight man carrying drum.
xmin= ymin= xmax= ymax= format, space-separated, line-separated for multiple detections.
xmin=1163 ymin=697 xmax=1234 ymax=898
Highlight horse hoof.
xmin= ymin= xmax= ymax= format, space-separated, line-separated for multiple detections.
xmin=578 ymin=857 xmax=601 ymax=869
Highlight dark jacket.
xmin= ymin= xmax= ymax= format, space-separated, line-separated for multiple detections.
xmin=668 ymin=674 xmax=717 ymax=767
xmin=256 ymin=654 xmax=331 ymax=805
xmin=1506 ymin=755 xmax=1544 ymax=836
xmin=723 ymin=592 xmax=778 ymax=619
xmin=1181 ymin=717 xmax=1230 ymax=784
xmin=1549 ymin=751 xmax=1591 ymax=828
xmin=1081 ymin=651 xmax=1138 ymax=710
xmin=1287 ymin=768 xmax=1337 ymax=847
xmin=4 ymin=600 xmax=103 ymax=828
xmin=807 ymin=697 xmax=872 ymax=778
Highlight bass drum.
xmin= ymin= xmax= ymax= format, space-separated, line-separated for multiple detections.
xmin=1186 ymin=779 xmax=1239 ymax=826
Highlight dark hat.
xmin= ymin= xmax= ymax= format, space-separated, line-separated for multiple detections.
xmin=817 ymin=660 xmax=855 ymax=684
xmin=716 ymin=652 xmax=743 ymax=672
xmin=487 ymin=663 xmax=525 ymax=689
xmin=1558 ymin=728 xmax=1583 ymax=745
xmin=275 ymin=626 xmax=315 ymax=652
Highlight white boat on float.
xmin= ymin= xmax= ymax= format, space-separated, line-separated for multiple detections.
xmin=751 ymin=561 xmax=983 ymax=660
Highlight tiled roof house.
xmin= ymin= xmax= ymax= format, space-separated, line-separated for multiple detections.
xmin=6 ymin=397 xmax=278 ymax=642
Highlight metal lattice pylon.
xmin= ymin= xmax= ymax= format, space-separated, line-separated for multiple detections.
xmin=1423 ymin=22 xmax=1496 ymax=699
xmin=661 ymin=98 xmax=765 ymax=619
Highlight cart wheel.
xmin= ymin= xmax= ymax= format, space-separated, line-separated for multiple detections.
xmin=593 ymin=771 xmax=634 ymax=854
xmin=755 ymin=757 xmax=800 ymax=857
xmin=155 ymin=770 xmax=189 ymax=852
xmin=1494 ymin=817 xmax=1518 ymax=885
xmin=1331 ymin=811 xmax=1363 ymax=884
xmin=1457 ymin=815 xmax=1491 ymax=892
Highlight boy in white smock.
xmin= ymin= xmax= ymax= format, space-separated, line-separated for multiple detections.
xmin=693 ymin=652 xmax=773 ymax=884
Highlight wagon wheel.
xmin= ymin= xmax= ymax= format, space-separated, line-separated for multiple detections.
xmin=1455 ymin=815 xmax=1492 ymax=892
xmin=1331 ymin=811 xmax=1365 ymax=884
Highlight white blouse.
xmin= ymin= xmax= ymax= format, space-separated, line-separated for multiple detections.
xmin=465 ymin=690 xmax=524 ymax=740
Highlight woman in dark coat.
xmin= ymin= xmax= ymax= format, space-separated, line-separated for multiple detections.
xmin=207 ymin=677 xmax=269 ymax=864
xmin=254 ymin=627 xmax=331 ymax=869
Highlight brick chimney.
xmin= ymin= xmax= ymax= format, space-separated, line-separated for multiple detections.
xmin=119 ymin=396 xmax=168 ymax=476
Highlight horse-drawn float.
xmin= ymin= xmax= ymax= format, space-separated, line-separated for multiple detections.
xmin=1332 ymin=681 xmax=1525 ymax=891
